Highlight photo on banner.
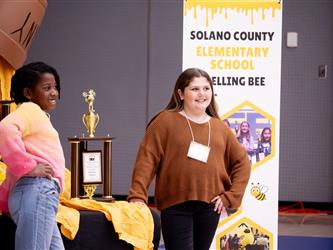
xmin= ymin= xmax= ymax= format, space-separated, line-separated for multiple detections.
xmin=183 ymin=1 xmax=283 ymax=249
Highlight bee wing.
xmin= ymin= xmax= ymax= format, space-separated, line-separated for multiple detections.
xmin=260 ymin=185 xmax=269 ymax=193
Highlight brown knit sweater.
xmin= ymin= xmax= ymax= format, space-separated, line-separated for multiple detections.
xmin=128 ymin=111 xmax=251 ymax=211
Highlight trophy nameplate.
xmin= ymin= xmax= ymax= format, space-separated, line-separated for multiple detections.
xmin=81 ymin=150 xmax=102 ymax=199
xmin=82 ymin=151 xmax=102 ymax=184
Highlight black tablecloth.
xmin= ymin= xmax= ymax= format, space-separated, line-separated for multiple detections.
xmin=0 ymin=208 xmax=160 ymax=250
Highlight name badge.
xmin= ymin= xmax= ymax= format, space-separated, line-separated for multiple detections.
xmin=187 ymin=141 xmax=210 ymax=163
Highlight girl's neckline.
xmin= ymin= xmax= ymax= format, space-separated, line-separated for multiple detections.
xmin=177 ymin=110 xmax=211 ymax=124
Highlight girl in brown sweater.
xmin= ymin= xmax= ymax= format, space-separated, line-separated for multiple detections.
xmin=128 ymin=68 xmax=251 ymax=250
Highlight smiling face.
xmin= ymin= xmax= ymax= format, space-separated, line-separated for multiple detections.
xmin=177 ymin=76 xmax=212 ymax=115
xmin=24 ymin=73 xmax=59 ymax=112
xmin=262 ymin=128 xmax=271 ymax=142
xmin=240 ymin=121 xmax=250 ymax=134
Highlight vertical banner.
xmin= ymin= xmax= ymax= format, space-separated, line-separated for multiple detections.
xmin=183 ymin=1 xmax=282 ymax=249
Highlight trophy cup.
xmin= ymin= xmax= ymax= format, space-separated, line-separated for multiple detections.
xmin=82 ymin=89 xmax=99 ymax=137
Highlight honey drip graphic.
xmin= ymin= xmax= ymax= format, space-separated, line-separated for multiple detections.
xmin=184 ymin=0 xmax=282 ymax=26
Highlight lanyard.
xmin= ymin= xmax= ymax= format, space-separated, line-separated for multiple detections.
xmin=183 ymin=111 xmax=211 ymax=147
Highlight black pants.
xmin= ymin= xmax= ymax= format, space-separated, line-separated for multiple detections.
xmin=161 ymin=200 xmax=220 ymax=250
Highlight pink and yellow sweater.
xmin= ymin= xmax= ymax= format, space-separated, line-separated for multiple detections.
xmin=0 ymin=102 xmax=65 ymax=212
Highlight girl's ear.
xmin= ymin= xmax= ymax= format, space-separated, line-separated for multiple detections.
xmin=177 ymin=89 xmax=184 ymax=100
xmin=23 ymin=88 xmax=32 ymax=100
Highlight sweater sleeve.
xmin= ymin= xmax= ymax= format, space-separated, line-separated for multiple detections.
xmin=128 ymin=114 xmax=165 ymax=203
xmin=221 ymin=129 xmax=251 ymax=209
xmin=0 ymin=107 xmax=37 ymax=178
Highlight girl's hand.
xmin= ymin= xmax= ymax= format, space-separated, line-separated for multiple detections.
xmin=26 ymin=163 xmax=54 ymax=179
xmin=129 ymin=199 xmax=146 ymax=206
xmin=211 ymin=195 xmax=225 ymax=214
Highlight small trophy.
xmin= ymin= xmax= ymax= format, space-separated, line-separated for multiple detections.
xmin=256 ymin=130 xmax=261 ymax=143
xmin=82 ymin=184 xmax=97 ymax=199
xmin=82 ymin=89 xmax=100 ymax=137
xmin=234 ymin=121 xmax=239 ymax=136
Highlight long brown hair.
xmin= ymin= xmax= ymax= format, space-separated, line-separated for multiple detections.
xmin=238 ymin=121 xmax=252 ymax=142
xmin=261 ymin=127 xmax=271 ymax=143
xmin=165 ymin=68 xmax=219 ymax=118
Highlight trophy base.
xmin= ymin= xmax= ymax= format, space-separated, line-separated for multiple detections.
xmin=95 ymin=196 xmax=116 ymax=202
xmin=79 ymin=195 xmax=92 ymax=199
xmin=71 ymin=197 xmax=81 ymax=200
xmin=76 ymin=193 xmax=115 ymax=202
xmin=76 ymin=196 xmax=115 ymax=202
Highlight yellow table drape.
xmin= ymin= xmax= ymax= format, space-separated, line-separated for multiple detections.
xmin=0 ymin=167 xmax=154 ymax=250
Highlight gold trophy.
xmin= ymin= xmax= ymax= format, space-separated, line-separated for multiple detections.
xmin=82 ymin=89 xmax=99 ymax=137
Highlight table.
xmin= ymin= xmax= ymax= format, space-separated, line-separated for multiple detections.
xmin=0 ymin=100 xmax=14 ymax=121
xmin=0 ymin=207 xmax=161 ymax=250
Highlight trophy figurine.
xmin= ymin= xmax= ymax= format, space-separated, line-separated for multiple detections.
xmin=82 ymin=89 xmax=100 ymax=137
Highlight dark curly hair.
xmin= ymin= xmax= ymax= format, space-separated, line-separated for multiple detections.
xmin=10 ymin=62 xmax=60 ymax=104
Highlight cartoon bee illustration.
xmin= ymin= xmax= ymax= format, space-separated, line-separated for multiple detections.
xmin=237 ymin=223 xmax=254 ymax=250
xmin=250 ymin=182 xmax=268 ymax=201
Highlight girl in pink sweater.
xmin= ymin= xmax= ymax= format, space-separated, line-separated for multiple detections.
xmin=0 ymin=62 xmax=65 ymax=249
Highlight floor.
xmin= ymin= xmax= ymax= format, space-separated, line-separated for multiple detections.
xmin=277 ymin=211 xmax=333 ymax=250
xmin=278 ymin=212 xmax=333 ymax=238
